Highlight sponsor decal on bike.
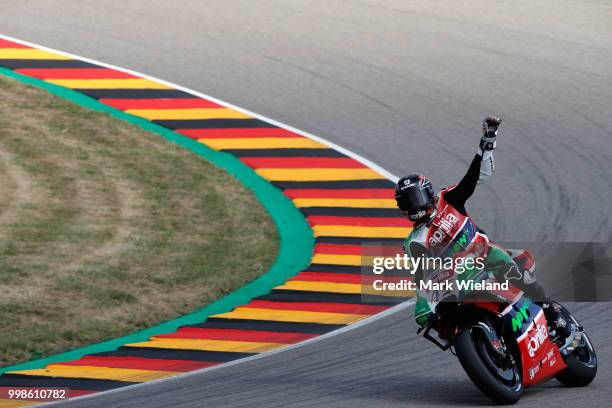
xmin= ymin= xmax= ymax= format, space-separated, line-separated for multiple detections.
xmin=511 ymin=301 xmax=531 ymax=332
xmin=527 ymin=323 xmax=548 ymax=357
xmin=528 ymin=364 xmax=540 ymax=379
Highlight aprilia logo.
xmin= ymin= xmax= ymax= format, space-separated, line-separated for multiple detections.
xmin=428 ymin=213 xmax=458 ymax=246
xmin=527 ymin=323 xmax=548 ymax=357
xmin=439 ymin=213 xmax=457 ymax=233
xmin=410 ymin=210 xmax=426 ymax=220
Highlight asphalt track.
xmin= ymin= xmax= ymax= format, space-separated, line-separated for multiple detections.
xmin=1 ymin=0 xmax=611 ymax=407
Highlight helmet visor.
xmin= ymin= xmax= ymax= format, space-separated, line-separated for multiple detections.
xmin=395 ymin=186 xmax=432 ymax=212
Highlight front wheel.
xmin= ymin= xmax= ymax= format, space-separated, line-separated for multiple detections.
xmin=554 ymin=305 xmax=597 ymax=387
xmin=454 ymin=327 xmax=523 ymax=405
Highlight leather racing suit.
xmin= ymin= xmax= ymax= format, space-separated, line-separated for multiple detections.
xmin=402 ymin=150 xmax=545 ymax=326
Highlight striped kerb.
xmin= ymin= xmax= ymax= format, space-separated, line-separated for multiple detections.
xmin=0 ymin=37 xmax=412 ymax=405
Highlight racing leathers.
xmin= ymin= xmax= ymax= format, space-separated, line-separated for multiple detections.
xmin=402 ymin=149 xmax=546 ymax=326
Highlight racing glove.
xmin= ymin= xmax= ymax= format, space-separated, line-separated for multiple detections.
xmin=479 ymin=116 xmax=502 ymax=152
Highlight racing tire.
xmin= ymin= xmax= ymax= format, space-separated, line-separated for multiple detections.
xmin=455 ymin=328 xmax=523 ymax=405
xmin=555 ymin=311 xmax=597 ymax=387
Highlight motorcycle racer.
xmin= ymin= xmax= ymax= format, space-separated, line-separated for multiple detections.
xmin=395 ymin=117 xmax=552 ymax=329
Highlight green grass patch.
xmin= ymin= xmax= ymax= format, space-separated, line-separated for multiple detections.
xmin=0 ymin=75 xmax=279 ymax=367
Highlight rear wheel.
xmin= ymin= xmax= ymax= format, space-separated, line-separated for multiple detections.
xmin=455 ymin=327 xmax=523 ymax=405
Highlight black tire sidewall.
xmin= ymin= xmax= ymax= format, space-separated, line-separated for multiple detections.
xmin=455 ymin=328 xmax=523 ymax=404
xmin=555 ymin=334 xmax=597 ymax=387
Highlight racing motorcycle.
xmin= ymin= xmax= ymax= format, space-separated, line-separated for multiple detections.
xmin=416 ymin=252 xmax=597 ymax=404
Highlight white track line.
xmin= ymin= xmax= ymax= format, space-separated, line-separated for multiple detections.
xmin=39 ymin=301 xmax=415 ymax=407
xmin=0 ymin=33 xmax=413 ymax=406
xmin=0 ymin=34 xmax=399 ymax=183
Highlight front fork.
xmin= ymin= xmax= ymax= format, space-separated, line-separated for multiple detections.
xmin=418 ymin=312 xmax=510 ymax=366
xmin=417 ymin=313 xmax=452 ymax=351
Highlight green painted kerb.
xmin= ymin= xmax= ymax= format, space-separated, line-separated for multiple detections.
xmin=0 ymin=67 xmax=314 ymax=374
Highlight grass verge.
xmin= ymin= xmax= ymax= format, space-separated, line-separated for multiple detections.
xmin=0 ymin=74 xmax=278 ymax=367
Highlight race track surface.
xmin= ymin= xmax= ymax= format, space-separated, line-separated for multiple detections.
xmin=1 ymin=0 xmax=611 ymax=407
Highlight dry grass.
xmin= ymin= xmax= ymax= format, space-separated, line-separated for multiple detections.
xmin=0 ymin=75 xmax=278 ymax=366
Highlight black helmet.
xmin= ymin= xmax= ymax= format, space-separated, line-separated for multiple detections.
xmin=395 ymin=174 xmax=435 ymax=223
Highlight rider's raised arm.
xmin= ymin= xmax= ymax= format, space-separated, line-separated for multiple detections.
xmin=444 ymin=153 xmax=487 ymax=211
xmin=478 ymin=149 xmax=494 ymax=185
xmin=443 ymin=116 xmax=501 ymax=213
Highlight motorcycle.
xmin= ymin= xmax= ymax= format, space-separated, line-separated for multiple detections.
xmin=416 ymin=252 xmax=597 ymax=404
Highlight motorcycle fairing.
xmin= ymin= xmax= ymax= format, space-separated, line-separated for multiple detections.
xmin=501 ymin=298 xmax=566 ymax=386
